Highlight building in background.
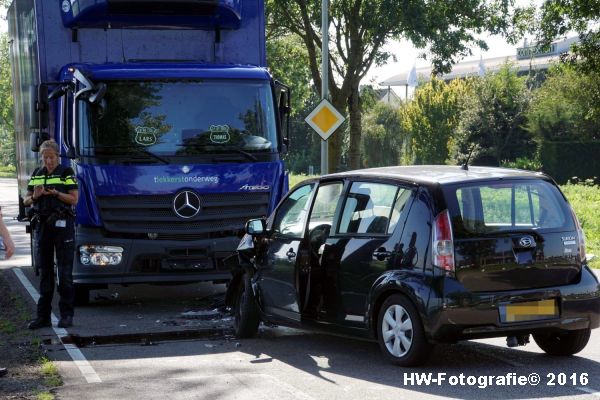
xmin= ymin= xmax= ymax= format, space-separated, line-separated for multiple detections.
xmin=380 ymin=36 xmax=579 ymax=97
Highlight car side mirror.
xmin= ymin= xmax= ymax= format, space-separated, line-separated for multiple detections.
xmin=246 ymin=218 xmax=266 ymax=235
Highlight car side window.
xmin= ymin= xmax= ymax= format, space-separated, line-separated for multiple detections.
xmin=308 ymin=182 xmax=344 ymax=231
xmin=307 ymin=182 xmax=344 ymax=253
xmin=387 ymin=188 xmax=413 ymax=234
xmin=338 ymin=182 xmax=399 ymax=235
xmin=272 ymin=184 xmax=315 ymax=238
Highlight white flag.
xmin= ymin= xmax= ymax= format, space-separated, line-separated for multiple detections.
xmin=407 ymin=63 xmax=417 ymax=87
xmin=478 ymin=55 xmax=486 ymax=77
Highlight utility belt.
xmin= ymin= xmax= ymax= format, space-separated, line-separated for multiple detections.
xmin=28 ymin=207 xmax=75 ymax=228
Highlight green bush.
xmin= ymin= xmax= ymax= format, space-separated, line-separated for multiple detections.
xmin=561 ymin=183 xmax=600 ymax=269
xmin=0 ymin=164 xmax=16 ymax=178
xmin=451 ymin=63 xmax=534 ymax=166
xmin=400 ymin=78 xmax=471 ymax=165
xmin=501 ymin=157 xmax=542 ymax=171
xmin=539 ymin=141 xmax=600 ymax=183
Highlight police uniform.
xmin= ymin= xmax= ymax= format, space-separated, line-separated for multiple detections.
xmin=28 ymin=164 xmax=78 ymax=323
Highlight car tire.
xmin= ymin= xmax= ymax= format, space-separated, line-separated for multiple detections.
xmin=533 ymin=328 xmax=591 ymax=356
xmin=377 ymin=294 xmax=432 ymax=366
xmin=233 ymin=273 xmax=260 ymax=338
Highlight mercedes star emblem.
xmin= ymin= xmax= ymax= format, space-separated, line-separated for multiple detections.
xmin=519 ymin=236 xmax=535 ymax=248
xmin=173 ymin=190 xmax=201 ymax=219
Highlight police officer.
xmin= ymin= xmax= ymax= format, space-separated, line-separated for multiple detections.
xmin=23 ymin=140 xmax=79 ymax=329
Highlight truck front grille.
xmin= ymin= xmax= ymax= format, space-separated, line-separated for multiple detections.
xmin=97 ymin=192 xmax=270 ymax=238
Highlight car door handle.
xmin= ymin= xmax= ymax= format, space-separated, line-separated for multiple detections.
xmin=286 ymin=248 xmax=297 ymax=259
xmin=372 ymin=247 xmax=392 ymax=261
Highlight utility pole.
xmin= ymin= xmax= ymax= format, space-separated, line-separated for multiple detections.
xmin=320 ymin=0 xmax=329 ymax=175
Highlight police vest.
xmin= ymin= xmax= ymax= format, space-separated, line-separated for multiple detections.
xmin=27 ymin=165 xmax=78 ymax=213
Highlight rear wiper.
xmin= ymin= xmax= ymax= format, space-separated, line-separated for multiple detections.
xmin=85 ymin=145 xmax=169 ymax=165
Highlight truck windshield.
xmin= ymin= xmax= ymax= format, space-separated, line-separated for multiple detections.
xmin=78 ymin=79 xmax=278 ymax=159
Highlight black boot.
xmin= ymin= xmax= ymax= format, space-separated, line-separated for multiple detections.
xmin=58 ymin=316 xmax=73 ymax=328
xmin=28 ymin=317 xmax=51 ymax=330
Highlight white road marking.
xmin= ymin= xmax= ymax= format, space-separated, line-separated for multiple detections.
xmin=13 ymin=268 xmax=102 ymax=383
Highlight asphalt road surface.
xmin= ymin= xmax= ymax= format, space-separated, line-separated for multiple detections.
xmin=2 ymin=178 xmax=600 ymax=400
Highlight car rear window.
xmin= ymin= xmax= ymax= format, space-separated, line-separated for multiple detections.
xmin=443 ymin=179 xmax=574 ymax=236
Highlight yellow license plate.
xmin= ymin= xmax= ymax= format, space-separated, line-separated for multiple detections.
xmin=502 ymin=299 xmax=558 ymax=323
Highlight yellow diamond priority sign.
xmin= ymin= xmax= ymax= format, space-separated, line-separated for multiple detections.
xmin=305 ymin=99 xmax=345 ymax=141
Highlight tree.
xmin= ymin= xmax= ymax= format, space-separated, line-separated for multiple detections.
xmin=266 ymin=35 xmax=322 ymax=174
xmin=451 ymin=63 xmax=534 ymax=166
xmin=267 ymin=35 xmax=314 ymax=118
xmin=267 ymin=0 xmax=521 ymax=171
xmin=400 ymin=78 xmax=471 ymax=165
xmin=361 ymin=101 xmax=402 ymax=167
xmin=526 ymin=64 xmax=600 ymax=141
xmin=536 ymin=0 xmax=600 ymax=74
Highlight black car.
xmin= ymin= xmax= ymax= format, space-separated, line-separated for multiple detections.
xmin=226 ymin=165 xmax=600 ymax=366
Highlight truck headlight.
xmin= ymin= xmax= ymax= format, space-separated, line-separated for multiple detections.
xmin=79 ymin=245 xmax=123 ymax=266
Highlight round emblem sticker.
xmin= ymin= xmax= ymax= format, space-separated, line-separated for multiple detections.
xmin=134 ymin=126 xmax=157 ymax=146
xmin=209 ymin=125 xmax=231 ymax=144
xmin=61 ymin=0 xmax=71 ymax=13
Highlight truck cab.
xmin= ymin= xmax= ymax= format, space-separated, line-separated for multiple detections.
xmin=8 ymin=0 xmax=290 ymax=303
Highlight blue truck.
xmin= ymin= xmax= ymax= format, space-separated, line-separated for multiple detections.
xmin=8 ymin=0 xmax=290 ymax=303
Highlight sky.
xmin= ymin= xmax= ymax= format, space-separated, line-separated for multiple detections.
xmin=364 ymin=0 xmax=543 ymax=87
xmin=363 ymin=33 xmax=524 ymax=87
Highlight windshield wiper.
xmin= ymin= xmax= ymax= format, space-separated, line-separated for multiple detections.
xmin=175 ymin=144 xmax=258 ymax=162
xmin=84 ymin=145 xmax=169 ymax=165
xmin=213 ymin=149 xmax=258 ymax=162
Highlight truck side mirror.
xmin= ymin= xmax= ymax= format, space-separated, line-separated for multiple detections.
xmin=28 ymin=85 xmax=49 ymax=130
xmin=275 ymin=81 xmax=291 ymax=152
xmin=89 ymin=83 xmax=106 ymax=104
xmin=48 ymin=84 xmax=69 ymax=101
xmin=29 ymin=131 xmax=50 ymax=152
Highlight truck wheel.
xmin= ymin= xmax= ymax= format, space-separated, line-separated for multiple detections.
xmin=533 ymin=328 xmax=591 ymax=356
xmin=377 ymin=294 xmax=432 ymax=366
xmin=74 ymin=285 xmax=90 ymax=306
xmin=233 ymin=273 xmax=260 ymax=338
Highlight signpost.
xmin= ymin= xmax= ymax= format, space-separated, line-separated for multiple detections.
xmin=304 ymin=99 xmax=345 ymax=141
xmin=305 ymin=0 xmax=346 ymax=175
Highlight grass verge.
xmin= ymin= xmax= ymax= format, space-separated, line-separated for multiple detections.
xmin=561 ymin=183 xmax=600 ymax=269
xmin=0 ymin=270 xmax=62 ymax=399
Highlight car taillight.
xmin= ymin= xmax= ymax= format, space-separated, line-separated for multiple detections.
xmin=570 ymin=206 xmax=587 ymax=262
xmin=432 ymin=209 xmax=454 ymax=272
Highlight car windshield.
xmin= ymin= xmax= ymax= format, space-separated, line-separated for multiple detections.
xmin=78 ymin=79 xmax=278 ymax=159
xmin=444 ymin=179 xmax=575 ymax=236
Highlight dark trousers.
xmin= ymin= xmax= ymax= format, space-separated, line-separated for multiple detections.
xmin=34 ymin=218 xmax=75 ymax=319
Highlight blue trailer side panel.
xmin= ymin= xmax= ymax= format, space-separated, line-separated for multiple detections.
xmin=33 ymin=0 xmax=266 ymax=84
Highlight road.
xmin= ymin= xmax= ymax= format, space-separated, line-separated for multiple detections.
xmin=2 ymin=177 xmax=600 ymax=400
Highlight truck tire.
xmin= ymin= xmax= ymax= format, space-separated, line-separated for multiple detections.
xmin=74 ymin=284 xmax=90 ymax=306
xmin=233 ymin=273 xmax=260 ymax=338
xmin=377 ymin=294 xmax=432 ymax=366
xmin=533 ymin=328 xmax=591 ymax=356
